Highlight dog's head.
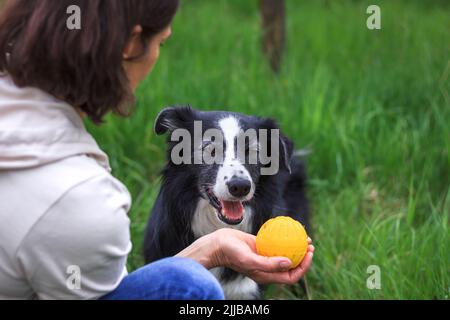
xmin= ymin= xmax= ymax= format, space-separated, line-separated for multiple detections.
xmin=154 ymin=106 xmax=293 ymax=226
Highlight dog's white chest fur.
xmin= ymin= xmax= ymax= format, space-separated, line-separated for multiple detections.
xmin=192 ymin=199 xmax=259 ymax=299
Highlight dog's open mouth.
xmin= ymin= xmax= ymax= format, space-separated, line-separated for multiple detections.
xmin=206 ymin=189 xmax=244 ymax=225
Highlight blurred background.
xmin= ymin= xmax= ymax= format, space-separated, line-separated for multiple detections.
xmin=86 ymin=0 xmax=449 ymax=299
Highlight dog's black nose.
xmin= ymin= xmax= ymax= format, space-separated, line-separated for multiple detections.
xmin=227 ymin=178 xmax=251 ymax=198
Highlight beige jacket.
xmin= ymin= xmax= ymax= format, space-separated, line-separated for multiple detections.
xmin=0 ymin=75 xmax=132 ymax=299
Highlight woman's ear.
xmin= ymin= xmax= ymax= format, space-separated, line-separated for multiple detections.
xmin=154 ymin=105 xmax=195 ymax=135
xmin=122 ymin=25 xmax=144 ymax=60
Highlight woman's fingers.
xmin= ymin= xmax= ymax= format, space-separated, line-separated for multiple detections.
xmin=249 ymin=251 xmax=314 ymax=285
xmin=251 ymin=271 xmax=291 ymax=285
xmin=249 ymin=240 xmax=315 ymax=278
xmin=247 ymin=254 xmax=293 ymax=273
xmin=289 ymin=252 xmax=313 ymax=281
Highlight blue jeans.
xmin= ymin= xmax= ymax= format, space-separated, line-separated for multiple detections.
xmin=101 ymin=257 xmax=225 ymax=300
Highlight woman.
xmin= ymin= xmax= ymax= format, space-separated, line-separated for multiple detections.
xmin=0 ymin=0 xmax=314 ymax=300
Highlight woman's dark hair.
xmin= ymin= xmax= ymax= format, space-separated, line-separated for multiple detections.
xmin=0 ymin=0 xmax=180 ymax=124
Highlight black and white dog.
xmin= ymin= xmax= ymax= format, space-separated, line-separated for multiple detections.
xmin=144 ymin=106 xmax=309 ymax=299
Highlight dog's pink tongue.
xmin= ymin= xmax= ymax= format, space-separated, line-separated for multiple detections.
xmin=221 ymin=201 xmax=244 ymax=220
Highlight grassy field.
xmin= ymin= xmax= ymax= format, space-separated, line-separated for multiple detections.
xmin=87 ymin=0 xmax=449 ymax=299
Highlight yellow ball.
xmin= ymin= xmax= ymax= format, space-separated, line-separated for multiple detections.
xmin=256 ymin=216 xmax=308 ymax=269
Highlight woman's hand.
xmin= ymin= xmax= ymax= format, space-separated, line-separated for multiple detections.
xmin=176 ymin=228 xmax=314 ymax=285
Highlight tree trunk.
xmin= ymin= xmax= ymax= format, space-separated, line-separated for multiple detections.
xmin=260 ymin=0 xmax=286 ymax=74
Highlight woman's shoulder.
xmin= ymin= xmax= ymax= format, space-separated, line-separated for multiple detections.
xmin=34 ymin=154 xmax=132 ymax=228
xmin=0 ymin=154 xmax=131 ymax=254
xmin=46 ymin=154 xmax=131 ymax=206
xmin=0 ymin=154 xmax=132 ymax=299
xmin=6 ymin=154 xmax=130 ymax=208
xmin=14 ymin=156 xmax=132 ymax=299
xmin=35 ymin=163 xmax=132 ymax=242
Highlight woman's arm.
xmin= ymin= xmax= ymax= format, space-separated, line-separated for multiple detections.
xmin=176 ymin=228 xmax=314 ymax=285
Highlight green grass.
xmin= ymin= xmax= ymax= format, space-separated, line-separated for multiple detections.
xmin=86 ymin=0 xmax=450 ymax=299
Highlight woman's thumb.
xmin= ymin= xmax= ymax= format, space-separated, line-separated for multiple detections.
xmin=251 ymin=255 xmax=292 ymax=272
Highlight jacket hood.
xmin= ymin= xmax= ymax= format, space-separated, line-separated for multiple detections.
xmin=0 ymin=74 xmax=111 ymax=171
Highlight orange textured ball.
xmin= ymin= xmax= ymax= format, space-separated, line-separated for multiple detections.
xmin=256 ymin=216 xmax=308 ymax=269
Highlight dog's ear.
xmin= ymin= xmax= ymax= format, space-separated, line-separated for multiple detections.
xmin=279 ymin=132 xmax=294 ymax=173
xmin=154 ymin=106 xmax=195 ymax=135
xmin=259 ymin=118 xmax=294 ymax=174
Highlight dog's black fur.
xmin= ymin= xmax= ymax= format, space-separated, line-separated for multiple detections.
xmin=143 ymin=106 xmax=309 ymax=299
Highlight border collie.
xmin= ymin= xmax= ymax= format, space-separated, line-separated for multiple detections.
xmin=144 ymin=106 xmax=309 ymax=300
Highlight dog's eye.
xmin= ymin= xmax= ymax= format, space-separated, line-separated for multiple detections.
xmin=202 ymin=142 xmax=217 ymax=158
xmin=246 ymin=141 xmax=259 ymax=152
xmin=203 ymin=141 xmax=213 ymax=151
xmin=202 ymin=141 xmax=212 ymax=150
